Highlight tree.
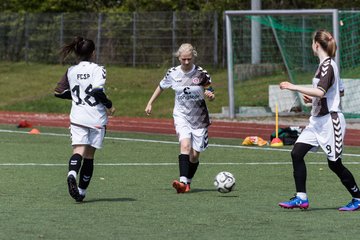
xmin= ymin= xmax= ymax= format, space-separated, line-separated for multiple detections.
xmin=0 ymin=0 xmax=359 ymax=12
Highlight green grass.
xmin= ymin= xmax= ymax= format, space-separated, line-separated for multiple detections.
xmin=1 ymin=62 xmax=360 ymax=117
xmin=1 ymin=124 xmax=360 ymax=239
xmin=0 ymin=62 xmax=228 ymax=118
xmin=0 ymin=62 xmax=308 ymax=117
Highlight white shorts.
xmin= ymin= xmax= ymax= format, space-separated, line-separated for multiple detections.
xmin=70 ymin=124 xmax=106 ymax=149
xmin=296 ymin=112 xmax=345 ymax=161
xmin=175 ymin=123 xmax=209 ymax=152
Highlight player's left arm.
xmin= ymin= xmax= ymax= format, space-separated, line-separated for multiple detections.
xmin=204 ymin=84 xmax=215 ymax=101
xmin=317 ymin=63 xmax=335 ymax=96
xmin=90 ymin=88 xmax=115 ymax=115
xmin=91 ymin=66 xmax=115 ymax=115
xmin=202 ymin=75 xmax=215 ymax=101
xmin=90 ymin=88 xmax=113 ymax=109
xmin=200 ymin=70 xmax=215 ymax=101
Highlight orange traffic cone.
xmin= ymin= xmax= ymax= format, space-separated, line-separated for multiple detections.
xmin=270 ymin=137 xmax=283 ymax=147
xmin=28 ymin=128 xmax=40 ymax=134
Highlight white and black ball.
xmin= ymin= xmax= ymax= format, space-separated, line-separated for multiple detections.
xmin=214 ymin=171 xmax=235 ymax=193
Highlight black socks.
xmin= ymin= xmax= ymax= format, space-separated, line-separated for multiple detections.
xmin=328 ymin=158 xmax=360 ymax=198
xmin=188 ymin=161 xmax=199 ymax=180
xmin=68 ymin=153 xmax=82 ymax=174
xmin=178 ymin=154 xmax=190 ymax=178
xmin=68 ymin=154 xmax=94 ymax=190
xmin=178 ymin=154 xmax=200 ymax=183
xmin=79 ymin=158 xmax=94 ymax=190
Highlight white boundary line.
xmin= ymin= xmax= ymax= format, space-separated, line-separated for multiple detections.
xmin=1 ymin=128 xmax=360 ymax=160
xmin=2 ymin=162 xmax=360 ymax=167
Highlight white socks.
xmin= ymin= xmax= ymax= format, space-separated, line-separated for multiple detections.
xmin=296 ymin=192 xmax=308 ymax=200
xmin=68 ymin=170 xmax=77 ymax=178
xmin=78 ymin=188 xmax=86 ymax=196
xmin=179 ymin=176 xmax=188 ymax=184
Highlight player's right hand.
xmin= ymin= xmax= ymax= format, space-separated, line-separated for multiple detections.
xmin=145 ymin=104 xmax=152 ymax=115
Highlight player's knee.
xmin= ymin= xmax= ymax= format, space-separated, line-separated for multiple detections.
xmin=180 ymin=143 xmax=191 ymax=154
xmin=190 ymin=152 xmax=200 ymax=163
xmin=291 ymin=148 xmax=304 ymax=162
xmin=328 ymin=158 xmax=345 ymax=173
xmin=291 ymin=143 xmax=311 ymax=163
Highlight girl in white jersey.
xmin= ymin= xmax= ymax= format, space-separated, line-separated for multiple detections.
xmin=278 ymin=30 xmax=360 ymax=211
xmin=54 ymin=36 xmax=115 ymax=202
xmin=145 ymin=43 xmax=215 ymax=193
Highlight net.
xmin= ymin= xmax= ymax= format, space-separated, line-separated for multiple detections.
xmin=226 ymin=10 xmax=360 ymax=118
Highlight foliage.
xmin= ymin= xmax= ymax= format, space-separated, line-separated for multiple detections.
xmin=1 ymin=0 xmax=360 ymax=13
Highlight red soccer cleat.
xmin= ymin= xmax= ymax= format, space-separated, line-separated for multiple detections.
xmin=172 ymin=180 xmax=187 ymax=193
xmin=185 ymin=183 xmax=191 ymax=192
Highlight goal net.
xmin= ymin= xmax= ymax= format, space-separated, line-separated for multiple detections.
xmin=225 ymin=9 xmax=360 ymax=118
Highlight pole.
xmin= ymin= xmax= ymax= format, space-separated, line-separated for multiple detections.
xmin=226 ymin=14 xmax=235 ymax=119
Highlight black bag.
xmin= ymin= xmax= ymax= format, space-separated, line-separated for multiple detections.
xmin=270 ymin=127 xmax=302 ymax=145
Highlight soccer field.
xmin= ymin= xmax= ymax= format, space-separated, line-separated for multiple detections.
xmin=1 ymin=124 xmax=360 ymax=240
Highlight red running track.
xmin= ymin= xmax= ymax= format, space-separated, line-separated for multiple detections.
xmin=0 ymin=111 xmax=359 ymax=146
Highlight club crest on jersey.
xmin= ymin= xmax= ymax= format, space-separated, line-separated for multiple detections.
xmin=192 ymin=77 xmax=200 ymax=84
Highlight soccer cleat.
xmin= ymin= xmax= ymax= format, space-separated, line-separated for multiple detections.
xmin=278 ymin=196 xmax=309 ymax=209
xmin=172 ymin=180 xmax=187 ymax=193
xmin=338 ymin=199 xmax=360 ymax=211
xmin=77 ymin=188 xmax=86 ymax=202
xmin=185 ymin=183 xmax=191 ymax=192
xmin=76 ymin=193 xmax=86 ymax=202
xmin=67 ymin=175 xmax=82 ymax=201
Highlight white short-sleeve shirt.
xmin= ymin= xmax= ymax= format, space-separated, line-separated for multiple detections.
xmin=67 ymin=61 xmax=108 ymax=129
xmin=159 ymin=65 xmax=212 ymax=129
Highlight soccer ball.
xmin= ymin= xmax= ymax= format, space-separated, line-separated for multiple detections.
xmin=214 ymin=171 xmax=235 ymax=193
